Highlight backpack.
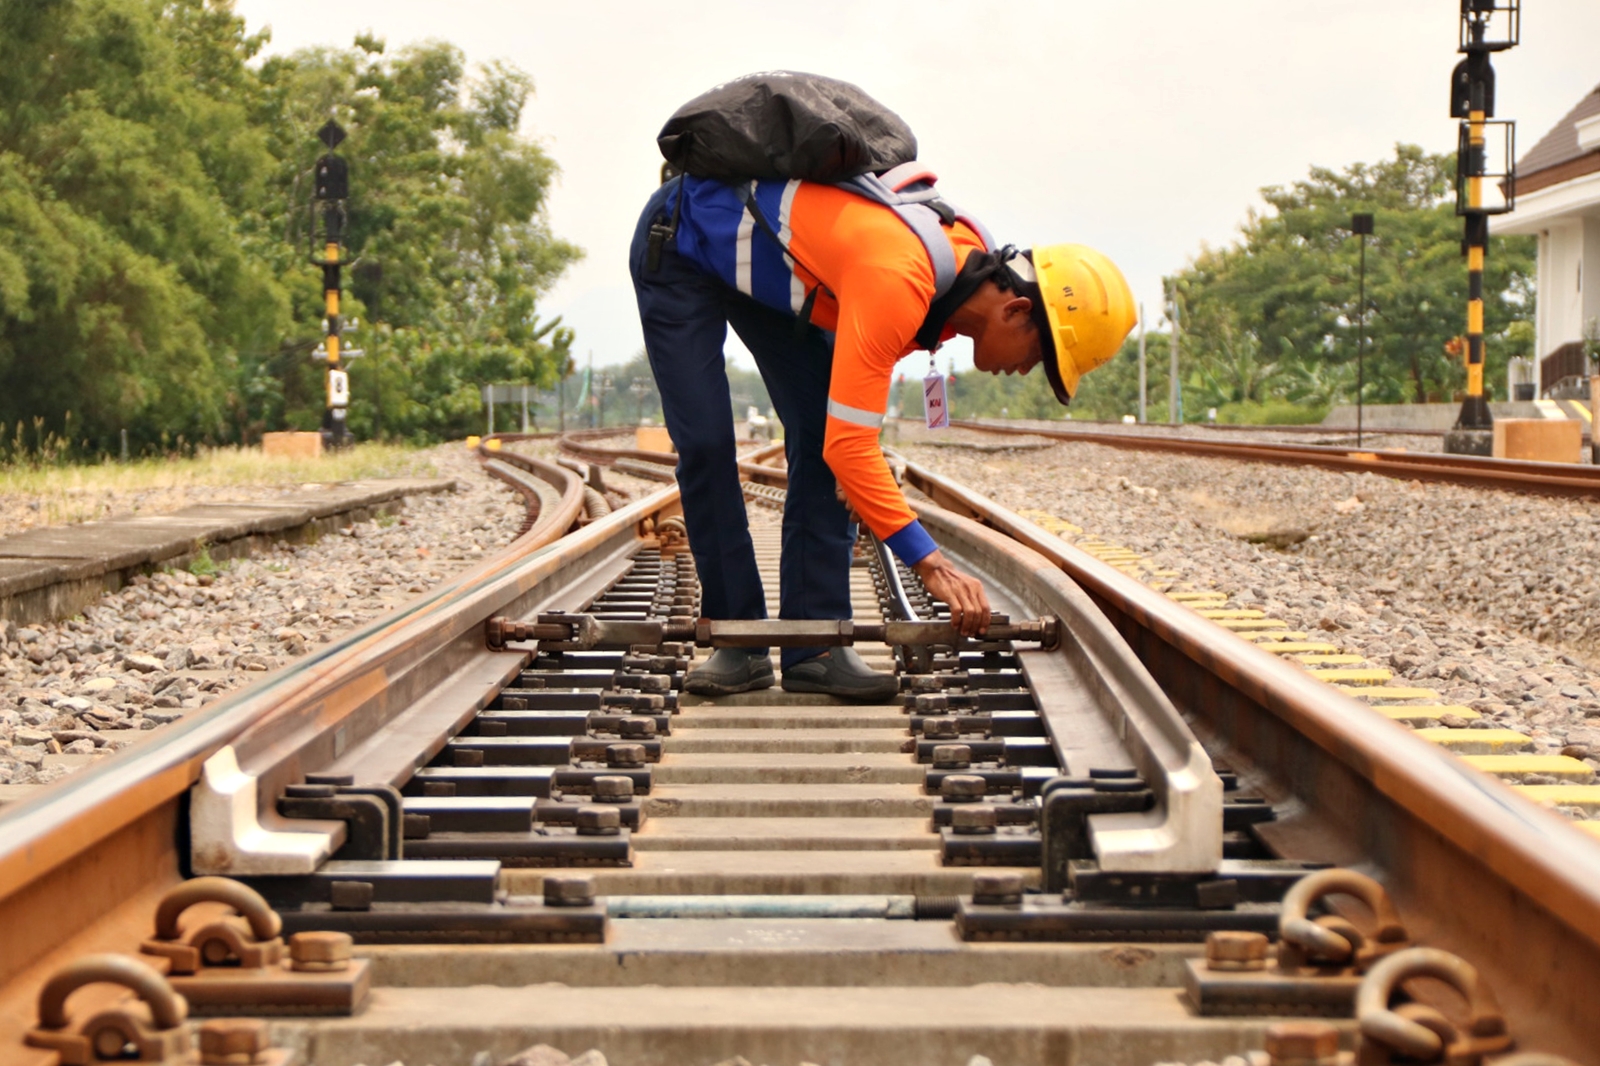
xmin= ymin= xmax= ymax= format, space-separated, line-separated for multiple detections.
xmin=653 ymin=72 xmax=995 ymax=327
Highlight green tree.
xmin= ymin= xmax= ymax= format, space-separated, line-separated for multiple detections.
xmin=1170 ymin=144 xmax=1534 ymax=414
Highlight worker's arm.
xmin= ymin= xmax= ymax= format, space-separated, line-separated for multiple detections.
xmin=820 ymin=269 xmax=991 ymax=636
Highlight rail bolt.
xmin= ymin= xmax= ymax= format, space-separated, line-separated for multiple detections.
xmin=1355 ymin=947 xmax=1509 ymax=1066
xmin=923 ymin=718 xmax=960 ymax=740
xmin=199 ymin=1018 xmax=269 ymax=1064
xmin=25 ymin=954 xmax=190 ymax=1064
xmin=606 ymin=743 xmax=647 ymax=769
xmin=575 ymin=805 xmax=622 ymax=836
xmin=932 ymin=744 xmax=972 ymax=770
xmin=619 ymin=717 xmax=657 ymax=739
xmin=950 ymin=805 xmax=998 ymax=835
xmin=971 ymin=872 xmax=1024 ymax=906
xmin=1206 ymin=930 xmax=1270 ymax=972
xmin=289 ymin=931 xmax=353 ymax=973
xmin=1278 ymin=869 xmax=1409 ymax=973
xmin=545 ymin=875 xmax=597 ymax=907
xmin=141 ymin=876 xmax=286 ymax=974
xmin=1264 ymin=1021 xmax=1339 ymax=1066
xmin=940 ymin=774 xmax=987 ymax=803
xmin=592 ymin=775 xmax=636 ymax=802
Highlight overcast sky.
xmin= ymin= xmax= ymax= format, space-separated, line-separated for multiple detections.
xmin=234 ymin=0 xmax=1600 ymax=375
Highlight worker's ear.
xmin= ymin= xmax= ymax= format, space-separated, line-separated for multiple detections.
xmin=1002 ymin=296 xmax=1033 ymax=323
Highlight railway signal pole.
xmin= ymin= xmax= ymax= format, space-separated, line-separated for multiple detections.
xmin=1351 ymin=213 xmax=1373 ymax=448
xmin=310 ymin=119 xmax=362 ymax=448
xmin=1443 ymin=0 xmax=1518 ymax=456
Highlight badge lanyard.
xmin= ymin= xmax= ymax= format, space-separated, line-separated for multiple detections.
xmin=922 ymin=354 xmax=949 ymax=430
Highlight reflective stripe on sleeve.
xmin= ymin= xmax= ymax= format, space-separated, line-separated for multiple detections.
xmin=827 ymin=399 xmax=885 ymax=428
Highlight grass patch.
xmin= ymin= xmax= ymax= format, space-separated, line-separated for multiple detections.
xmin=0 ymin=442 xmax=437 ymax=529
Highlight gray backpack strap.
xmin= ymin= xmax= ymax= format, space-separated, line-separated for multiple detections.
xmin=941 ymin=201 xmax=996 ymax=254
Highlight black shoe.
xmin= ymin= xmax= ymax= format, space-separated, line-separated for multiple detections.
xmin=683 ymin=647 xmax=775 ymax=697
xmin=781 ymin=647 xmax=899 ymax=703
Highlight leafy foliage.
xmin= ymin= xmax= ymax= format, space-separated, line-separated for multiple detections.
xmin=1068 ymin=145 xmax=1535 ymax=423
xmin=0 ymin=0 xmax=579 ymax=453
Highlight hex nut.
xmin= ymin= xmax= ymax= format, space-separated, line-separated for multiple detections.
xmin=575 ymin=805 xmax=622 ymax=836
xmin=607 ymin=743 xmax=647 ymax=769
xmin=915 ymin=694 xmax=950 ymax=713
xmin=923 ymin=718 xmax=959 ymax=739
xmin=198 ymin=1018 xmax=268 ymax=1064
xmin=619 ymin=717 xmax=657 ymax=738
xmin=289 ymin=930 xmax=353 ymax=973
xmin=592 ymin=775 xmax=635 ymax=802
xmin=950 ymin=805 xmax=998 ymax=835
xmin=940 ymin=774 xmax=987 ymax=802
xmin=328 ymin=880 xmax=374 ymax=912
xmin=971 ymin=871 xmax=1024 ymax=906
xmin=544 ymin=875 xmax=596 ymax=907
xmin=1206 ymin=930 xmax=1270 ymax=972
xmin=1263 ymin=1020 xmax=1340 ymax=1065
xmin=932 ymin=744 xmax=972 ymax=770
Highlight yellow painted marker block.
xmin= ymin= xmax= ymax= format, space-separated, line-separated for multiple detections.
xmin=1308 ymin=668 xmax=1393 ymax=684
xmin=1462 ymin=755 xmax=1594 ymax=781
xmin=1201 ymin=609 xmax=1265 ymax=619
xmin=1295 ymin=654 xmax=1366 ymax=666
xmin=1413 ymin=728 xmax=1533 ymax=755
xmin=1512 ymin=785 xmax=1600 ymax=812
xmin=1171 ymin=593 xmax=1229 ymax=604
xmin=466 ymin=435 xmax=481 ymax=448
xmin=1575 ymin=821 xmax=1600 ymax=841
xmin=1216 ymin=619 xmax=1289 ymax=631
xmin=1372 ymin=705 xmax=1480 ymax=724
xmin=1256 ymin=643 xmax=1340 ymax=655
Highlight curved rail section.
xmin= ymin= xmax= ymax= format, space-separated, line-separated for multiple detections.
xmin=950 ymin=417 xmax=1600 ymax=499
xmin=902 ymin=456 xmax=1600 ymax=1058
xmin=0 ymin=450 xmax=616 ymax=1010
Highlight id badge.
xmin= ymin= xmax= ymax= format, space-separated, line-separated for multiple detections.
xmin=923 ymin=372 xmax=949 ymax=430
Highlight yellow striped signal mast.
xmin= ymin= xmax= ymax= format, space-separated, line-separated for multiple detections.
xmin=1443 ymin=0 xmax=1519 ymax=456
xmin=310 ymin=120 xmax=363 ymax=447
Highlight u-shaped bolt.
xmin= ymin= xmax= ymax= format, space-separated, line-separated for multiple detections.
xmin=1355 ymin=947 xmax=1509 ymax=1063
xmin=151 ymin=876 xmax=283 ymax=943
xmin=1278 ymin=868 xmax=1408 ymax=971
xmin=35 ymin=954 xmax=187 ymax=1032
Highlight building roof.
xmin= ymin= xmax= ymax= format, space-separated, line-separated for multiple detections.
xmin=1516 ymin=81 xmax=1600 ymax=194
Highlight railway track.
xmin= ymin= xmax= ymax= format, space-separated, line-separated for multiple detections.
xmin=0 ymin=430 xmax=1595 ymax=1065
xmin=950 ymin=418 xmax=1600 ymax=499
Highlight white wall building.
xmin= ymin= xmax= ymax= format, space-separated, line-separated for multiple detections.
xmin=1498 ymin=81 xmax=1600 ymax=394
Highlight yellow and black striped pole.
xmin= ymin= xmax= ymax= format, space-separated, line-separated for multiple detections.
xmin=312 ymin=120 xmax=351 ymax=447
xmin=1444 ymin=0 xmax=1518 ymax=456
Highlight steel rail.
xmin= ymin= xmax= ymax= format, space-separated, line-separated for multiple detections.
xmin=900 ymin=457 xmax=1600 ymax=1060
xmin=948 ymin=418 xmax=1600 ymax=498
xmin=0 ymin=449 xmax=597 ymax=1009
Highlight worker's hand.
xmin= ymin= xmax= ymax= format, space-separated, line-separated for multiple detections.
xmin=913 ymin=550 xmax=991 ymax=637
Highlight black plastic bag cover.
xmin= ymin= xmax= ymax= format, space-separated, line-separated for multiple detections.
xmin=658 ymin=71 xmax=917 ymax=184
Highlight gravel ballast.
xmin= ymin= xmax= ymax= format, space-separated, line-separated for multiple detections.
xmin=0 ymin=444 xmax=526 ymax=794
xmin=902 ymin=431 xmax=1600 ymax=788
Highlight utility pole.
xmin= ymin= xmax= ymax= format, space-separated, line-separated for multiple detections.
xmin=1444 ymin=0 xmax=1519 ymax=455
xmin=1137 ymin=303 xmax=1147 ymax=423
xmin=1167 ymin=281 xmax=1181 ymax=425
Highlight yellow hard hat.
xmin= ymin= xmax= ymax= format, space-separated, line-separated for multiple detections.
xmin=1024 ymin=244 xmax=1138 ymax=405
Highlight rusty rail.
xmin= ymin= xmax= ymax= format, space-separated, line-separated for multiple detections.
xmin=900 ymin=456 xmax=1600 ymax=1060
xmin=949 ymin=418 xmax=1600 ymax=499
xmin=0 ymin=446 xmax=639 ymax=1049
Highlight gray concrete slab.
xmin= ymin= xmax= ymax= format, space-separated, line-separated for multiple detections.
xmin=663 ymin=729 xmax=906 ymax=754
xmin=652 ymin=754 xmax=926 ymax=786
xmin=359 ymin=920 xmax=1200 ymax=988
xmin=0 ymin=477 xmax=455 ymax=624
xmin=631 ymin=817 xmax=935 ymax=851
xmin=501 ymin=850 xmax=1035 ymax=896
xmin=269 ymin=984 xmax=1342 ymax=1066
xmin=643 ymin=784 xmax=933 ymax=818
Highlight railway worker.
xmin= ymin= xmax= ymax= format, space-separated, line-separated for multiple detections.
xmin=630 ymin=172 xmax=1136 ymax=700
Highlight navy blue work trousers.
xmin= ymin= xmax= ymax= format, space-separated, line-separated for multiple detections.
xmin=628 ymin=178 xmax=852 ymax=668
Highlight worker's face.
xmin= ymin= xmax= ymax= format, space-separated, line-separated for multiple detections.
xmin=973 ymin=297 xmax=1043 ymax=376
